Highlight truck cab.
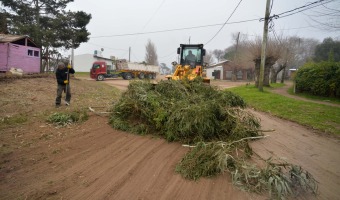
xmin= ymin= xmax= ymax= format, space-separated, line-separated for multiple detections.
xmin=90 ymin=61 xmax=118 ymax=81
xmin=90 ymin=60 xmax=158 ymax=81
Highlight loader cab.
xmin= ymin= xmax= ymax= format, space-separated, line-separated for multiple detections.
xmin=177 ymin=44 xmax=206 ymax=68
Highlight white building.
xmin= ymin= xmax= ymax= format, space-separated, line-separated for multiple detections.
xmin=73 ymin=54 xmax=114 ymax=72
xmin=206 ymin=65 xmax=223 ymax=80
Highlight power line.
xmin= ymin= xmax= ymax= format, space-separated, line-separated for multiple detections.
xmin=88 ymin=0 xmax=333 ymax=40
xmin=87 ymin=42 xmax=128 ymax=51
xmin=265 ymin=0 xmax=334 ymax=20
xmin=276 ymin=0 xmax=329 ymax=16
xmin=129 ymin=0 xmax=167 ymax=50
xmin=141 ymin=0 xmax=166 ymax=31
xmin=90 ymin=18 xmax=259 ymax=39
xmin=204 ymin=0 xmax=243 ymax=45
xmin=279 ymin=0 xmax=334 ymax=18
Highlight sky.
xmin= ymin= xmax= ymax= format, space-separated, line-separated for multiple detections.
xmin=66 ymin=0 xmax=340 ymax=66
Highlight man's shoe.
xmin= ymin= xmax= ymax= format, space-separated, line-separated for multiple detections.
xmin=65 ymin=102 xmax=70 ymax=106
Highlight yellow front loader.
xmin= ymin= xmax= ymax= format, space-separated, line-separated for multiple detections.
xmin=166 ymin=44 xmax=210 ymax=84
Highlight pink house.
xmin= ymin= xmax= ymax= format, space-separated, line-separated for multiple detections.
xmin=0 ymin=34 xmax=40 ymax=73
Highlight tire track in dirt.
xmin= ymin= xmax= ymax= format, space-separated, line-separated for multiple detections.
xmin=250 ymin=110 xmax=340 ymax=200
xmin=1 ymin=114 xmax=259 ymax=200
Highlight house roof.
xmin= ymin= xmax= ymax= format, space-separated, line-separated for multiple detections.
xmin=94 ymin=55 xmax=115 ymax=61
xmin=0 ymin=34 xmax=25 ymax=43
xmin=0 ymin=34 xmax=38 ymax=47
xmin=208 ymin=60 xmax=230 ymax=68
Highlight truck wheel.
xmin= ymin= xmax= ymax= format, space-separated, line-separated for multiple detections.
xmin=147 ymin=73 xmax=153 ymax=79
xmin=138 ymin=73 xmax=145 ymax=79
xmin=152 ymin=73 xmax=156 ymax=79
xmin=125 ymin=73 xmax=132 ymax=80
xmin=97 ymin=74 xmax=104 ymax=81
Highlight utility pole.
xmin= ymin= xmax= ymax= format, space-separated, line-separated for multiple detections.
xmin=233 ymin=32 xmax=240 ymax=62
xmin=233 ymin=32 xmax=240 ymax=81
xmin=259 ymin=0 xmax=271 ymax=92
xmin=189 ymin=36 xmax=191 ymax=44
xmin=71 ymin=44 xmax=74 ymax=68
xmin=129 ymin=47 xmax=131 ymax=62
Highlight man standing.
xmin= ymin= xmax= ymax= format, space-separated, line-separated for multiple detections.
xmin=55 ymin=62 xmax=75 ymax=107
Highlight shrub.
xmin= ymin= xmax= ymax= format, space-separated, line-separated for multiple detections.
xmin=47 ymin=110 xmax=88 ymax=126
xmin=295 ymin=61 xmax=340 ymax=97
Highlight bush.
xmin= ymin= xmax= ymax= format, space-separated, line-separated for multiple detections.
xmin=295 ymin=61 xmax=340 ymax=97
xmin=47 ymin=109 xmax=88 ymax=126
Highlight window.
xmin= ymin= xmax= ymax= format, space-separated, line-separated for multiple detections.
xmin=28 ymin=50 xmax=39 ymax=57
xmin=237 ymin=71 xmax=243 ymax=80
xmin=28 ymin=50 xmax=33 ymax=56
xmin=182 ymin=48 xmax=201 ymax=63
xmin=34 ymin=51 xmax=39 ymax=57
xmin=92 ymin=64 xmax=100 ymax=69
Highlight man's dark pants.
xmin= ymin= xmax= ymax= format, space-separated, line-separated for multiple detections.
xmin=55 ymin=84 xmax=71 ymax=105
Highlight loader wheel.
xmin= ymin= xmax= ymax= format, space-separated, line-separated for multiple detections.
xmin=138 ymin=73 xmax=145 ymax=79
xmin=147 ymin=73 xmax=153 ymax=79
xmin=97 ymin=74 xmax=104 ymax=81
xmin=152 ymin=73 xmax=156 ymax=79
xmin=125 ymin=73 xmax=132 ymax=80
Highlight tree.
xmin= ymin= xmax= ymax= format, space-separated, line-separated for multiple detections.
xmin=223 ymin=33 xmax=254 ymax=81
xmin=160 ymin=63 xmax=170 ymax=74
xmin=145 ymin=39 xmax=159 ymax=65
xmin=314 ymin=37 xmax=340 ymax=62
xmin=203 ymin=50 xmax=214 ymax=65
xmin=247 ymin=36 xmax=284 ymax=86
xmin=0 ymin=8 xmax=8 ymax=33
xmin=1 ymin=0 xmax=91 ymax=72
xmin=212 ymin=49 xmax=224 ymax=62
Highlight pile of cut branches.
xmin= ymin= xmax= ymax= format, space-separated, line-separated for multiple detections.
xmin=109 ymin=78 xmax=318 ymax=199
xmin=176 ymin=139 xmax=318 ymax=199
xmin=110 ymin=78 xmax=257 ymax=143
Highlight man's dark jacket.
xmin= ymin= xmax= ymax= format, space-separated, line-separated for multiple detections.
xmin=56 ymin=67 xmax=75 ymax=85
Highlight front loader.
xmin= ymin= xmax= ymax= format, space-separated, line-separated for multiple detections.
xmin=166 ymin=44 xmax=210 ymax=84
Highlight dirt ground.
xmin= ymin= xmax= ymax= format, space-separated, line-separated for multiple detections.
xmin=0 ymin=75 xmax=339 ymax=200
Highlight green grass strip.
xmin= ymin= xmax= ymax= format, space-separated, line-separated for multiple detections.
xmin=228 ymin=85 xmax=340 ymax=135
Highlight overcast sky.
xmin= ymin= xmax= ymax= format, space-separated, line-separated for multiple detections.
xmin=67 ymin=0 xmax=340 ymax=66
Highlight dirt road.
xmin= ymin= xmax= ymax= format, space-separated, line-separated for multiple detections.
xmin=14 ymin=115 xmax=265 ymax=200
xmin=1 ymin=77 xmax=339 ymax=200
xmin=102 ymin=77 xmax=340 ymax=200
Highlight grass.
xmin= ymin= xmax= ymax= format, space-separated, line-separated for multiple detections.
xmin=228 ymin=85 xmax=340 ymax=135
xmin=267 ymin=83 xmax=285 ymax=89
xmin=287 ymin=87 xmax=340 ymax=105
xmin=0 ymin=114 xmax=28 ymax=129
xmin=47 ymin=109 xmax=89 ymax=126
xmin=75 ymin=72 xmax=90 ymax=78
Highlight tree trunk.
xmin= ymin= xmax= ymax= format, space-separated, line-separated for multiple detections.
xmin=263 ymin=63 xmax=271 ymax=86
xmin=254 ymin=58 xmax=260 ymax=87
xmin=0 ymin=12 xmax=8 ymax=34
xmin=270 ymin=67 xmax=277 ymax=83
xmin=281 ymin=65 xmax=286 ymax=83
xmin=255 ymin=57 xmax=274 ymax=87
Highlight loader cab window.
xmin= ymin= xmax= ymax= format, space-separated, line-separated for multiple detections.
xmin=182 ymin=48 xmax=202 ymax=65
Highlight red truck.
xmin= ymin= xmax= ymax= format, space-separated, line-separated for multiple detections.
xmin=90 ymin=60 xmax=159 ymax=81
